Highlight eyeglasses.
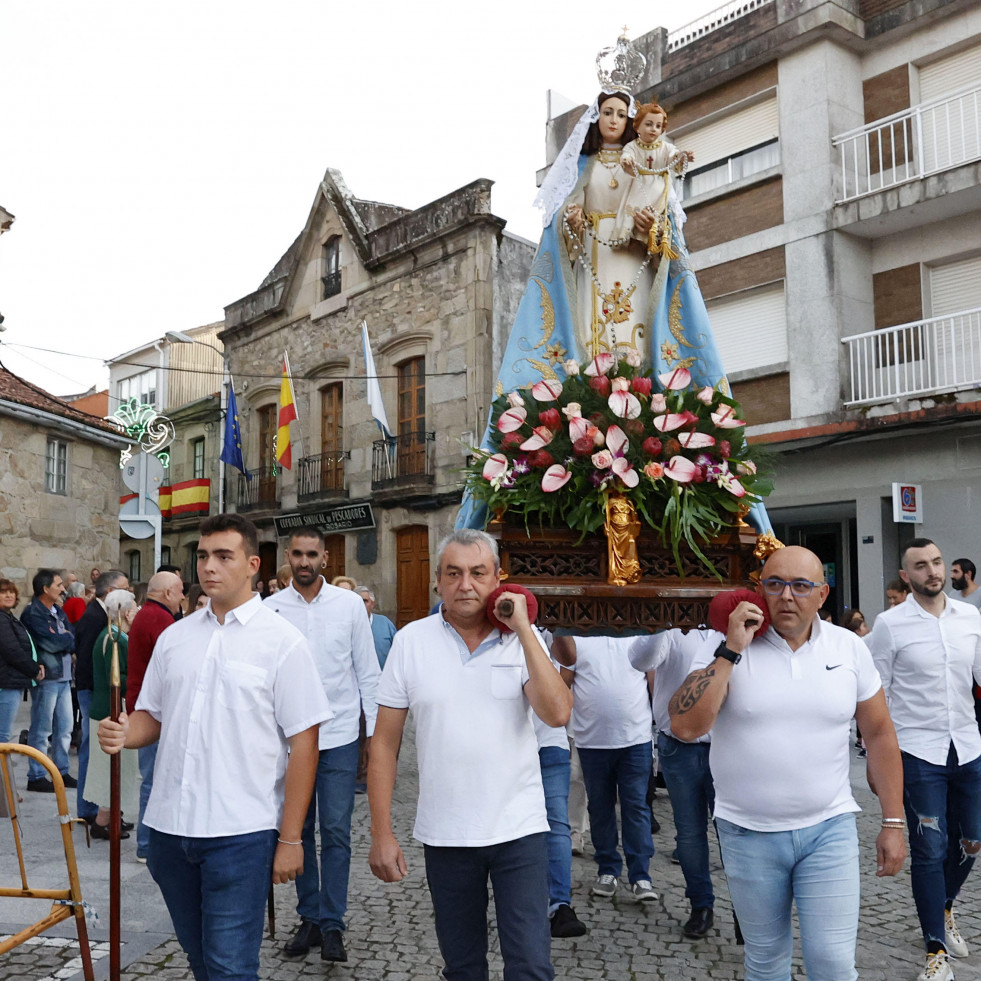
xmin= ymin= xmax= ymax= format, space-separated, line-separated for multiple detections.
xmin=761 ymin=578 xmax=825 ymax=597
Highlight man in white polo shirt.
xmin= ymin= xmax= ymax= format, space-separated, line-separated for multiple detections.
xmin=266 ymin=525 xmax=380 ymax=964
xmin=870 ymin=538 xmax=981 ymax=981
xmin=670 ymin=545 xmax=906 ymax=981
xmin=98 ymin=514 xmax=330 ymax=981
xmin=368 ymin=529 xmax=572 ymax=981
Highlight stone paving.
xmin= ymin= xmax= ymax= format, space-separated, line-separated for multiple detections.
xmin=3 ymin=707 xmax=981 ymax=980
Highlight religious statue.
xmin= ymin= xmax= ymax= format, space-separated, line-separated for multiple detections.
xmin=605 ymin=493 xmax=642 ymax=585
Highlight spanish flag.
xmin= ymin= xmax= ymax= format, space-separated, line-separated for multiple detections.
xmin=276 ymin=354 xmax=297 ymax=470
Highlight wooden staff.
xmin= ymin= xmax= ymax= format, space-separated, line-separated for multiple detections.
xmin=108 ymin=609 xmax=123 ymax=981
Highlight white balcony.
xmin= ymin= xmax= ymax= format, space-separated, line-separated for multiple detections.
xmin=833 ymin=85 xmax=981 ymax=203
xmin=842 ymin=307 xmax=981 ymax=407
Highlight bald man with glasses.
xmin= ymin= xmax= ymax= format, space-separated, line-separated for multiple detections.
xmin=670 ymin=545 xmax=905 ymax=981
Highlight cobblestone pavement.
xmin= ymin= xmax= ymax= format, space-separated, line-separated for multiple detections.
xmin=3 ymin=711 xmax=981 ymax=980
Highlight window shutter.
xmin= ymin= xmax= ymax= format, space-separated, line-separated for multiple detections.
xmin=919 ymin=42 xmax=981 ymax=103
xmin=706 ymin=283 xmax=787 ymax=374
xmin=675 ymin=96 xmax=779 ymax=169
xmin=929 ymin=255 xmax=981 ymax=316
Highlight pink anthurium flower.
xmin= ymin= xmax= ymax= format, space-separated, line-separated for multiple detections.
xmin=608 ymin=390 xmax=642 ymax=419
xmin=711 ymin=405 xmax=744 ymax=429
xmin=497 ymin=406 xmax=527 ymax=432
xmin=658 ymin=367 xmax=691 ymax=390
xmin=611 ymin=456 xmax=639 ymax=488
xmin=584 ymin=353 xmax=615 ymax=376
xmin=678 ymin=431 xmax=716 ymax=449
xmin=541 ymin=464 xmax=572 ymax=492
xmin=664 ymin=456 xmax=699 ymax=482
xmin=531 ymin=378 xmax=563 ymax=402
xmin=519 ymin=426 xmax=555 ymax=451
xmin=568 ymin=416 xmax=589 ymax=442
xmin=605 ymin=425 xmax=629 ymax=456
xmin=652 ymin=412 xmax=692 ymax=432
xmin=721 ymin=474 xmax=747 ymax=497
xmin=481 ymin=453 xmax=508 ymax=481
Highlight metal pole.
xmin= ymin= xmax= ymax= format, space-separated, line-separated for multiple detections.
xmin=219 ymin=360 xmax=228 ymax=513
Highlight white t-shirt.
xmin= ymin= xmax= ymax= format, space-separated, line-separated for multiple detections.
xmin=376 ymin=613 xmax=549 ymax=847
xmin=533 ymin=629 xmax=570 ymax=752
xmin=690 ymin=618 xmax=881 ymax=832
xmin=568 ymin=636 xmax=653 ymax=750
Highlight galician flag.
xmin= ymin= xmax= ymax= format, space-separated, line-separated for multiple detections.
xmin=276 ymin=355 xmax=298 ymax=469
xmin=361 ymin=321 xmax=393 ymax=439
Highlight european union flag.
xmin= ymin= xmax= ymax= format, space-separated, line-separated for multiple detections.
xmin=221 ymin=382 xmax=250 ymax=477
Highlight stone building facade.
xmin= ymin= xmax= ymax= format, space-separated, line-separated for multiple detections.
xmin=221 ymin=170 xmax=533 ymax=624
xmin=545 ymin=0 xmax=981 ymax=618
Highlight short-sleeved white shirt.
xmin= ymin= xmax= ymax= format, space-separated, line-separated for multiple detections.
xmin=568 ymin=636 xmax=653 ymax=750
xmin=265 ymin=580 xmax=380 ymax=749
xmin=136 ymin=595 xmax=331 ymax=837
xmin=376 ymin=613 xmax=548 ymax=847
xmin=690 ymin=618 xmax=881 ymax=831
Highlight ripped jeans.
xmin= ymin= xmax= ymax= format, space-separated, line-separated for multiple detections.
xmin=902 ymin=745 xmax=981 ymax=951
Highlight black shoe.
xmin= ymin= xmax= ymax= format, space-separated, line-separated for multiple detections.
xmin=120 ymin=818 xmax=134 ymax=832
xmin=26 ymin=778 xmax=55 ymax=793
xmin=650 ymin=811 xmax=661 ymax=835
xmin=283 ymin=920 xmax=321 ymax=957
xmin=321 ymin=929 xmax=347 ymax=962
xmin=683 ymin=907 xmax=714 ymax=939
xmin=550 ymin=904 xmax=587 ymax=938
xmin=89 ymin=822 xmax=130 ymax=840
xmin=60 ymin=773 xmax=78 ymax=788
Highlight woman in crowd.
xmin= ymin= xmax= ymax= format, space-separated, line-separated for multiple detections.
xmin=0 ymin=578 xmax=43 ymax=743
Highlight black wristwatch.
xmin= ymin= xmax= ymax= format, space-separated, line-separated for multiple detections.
xmin=714 ymin=642 xmax=742 ymax=665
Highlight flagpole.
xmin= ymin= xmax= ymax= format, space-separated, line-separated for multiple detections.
xmin=283 ymin=351 xmax=303 ymax=462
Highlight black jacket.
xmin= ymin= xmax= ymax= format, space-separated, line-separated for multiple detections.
xmin=74 ymin=599 xmax=110 ymax=691
xmin=0 ymin=608 xmax=39 ymax=689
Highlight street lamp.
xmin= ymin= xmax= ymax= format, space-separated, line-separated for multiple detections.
xmin=165 ymin=330 xmax=229 ymax=512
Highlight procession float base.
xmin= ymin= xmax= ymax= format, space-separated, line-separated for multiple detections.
xmin=493 ymin=521 xmax=760 ymax=636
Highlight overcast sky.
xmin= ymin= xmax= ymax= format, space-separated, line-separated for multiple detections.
xmin=1 ymin=0 xmax=724 ymax=397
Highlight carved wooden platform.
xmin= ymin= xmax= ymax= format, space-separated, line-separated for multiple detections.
xmin=494 ymin=522 xmax=759 ymax=635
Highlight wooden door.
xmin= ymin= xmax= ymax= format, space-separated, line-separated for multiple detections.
xmin=320 ymin=383 xmax=344 ymax=492
xmin=257 ymin=404 xmax=277 ymax=502
xmin=397 ymin=357 xmax=426 ymax=475
xmin=396 ymin=524 xmax=431 ymax=627
xmin=324 ymin=534 xmax=346 ymax=584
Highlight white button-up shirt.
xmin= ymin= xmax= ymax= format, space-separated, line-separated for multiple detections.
xmin=265 ymin=580 xmax=379 ymax=750
xmin=870 ymin=593 xmax=981 ymax=766
xmin=136 ymin=595 xmax=331 ymax=837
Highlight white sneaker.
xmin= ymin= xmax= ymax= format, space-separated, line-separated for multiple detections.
xmin=918 ymin=951 xmax=954 ymax=981
xmin=946 ymin=909 xmax=969 ymax=957
xmin=591 ymin=874 xmax=618 ymax=897
xmin=570 ymin=831 xmax=585 ymax=856
xmin=630 ymin=879 xmax=658 ymax=902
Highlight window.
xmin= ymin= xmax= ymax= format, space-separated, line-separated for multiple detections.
xmin=397 ymin=357 xmax=426 ymax=475
xmin=117 ymin=368 xmax=158 ymax=407
xmin=320 ymin=383 xmax=344 ymax=491
xmin=322 ymin=237 xmax=341 ymax=299
xmin=683 ymin=139 xmax=780 ymax=199
xmin=127 ymin=550 xmax=141 ymax=583
xmin=258 ymin=405 xmax=276 ymax=466
xmin=192 ymin=438 xmax=206 ymax=479
xmin=160 ymin=546 xmax=172 ymax=567
xmin=45 ymin=438 xmax=67 ymax=495
xmin=705 ymin=283 xmax=788 ymax=374
xmin=186 ymin=542 xmax=198 ymax=584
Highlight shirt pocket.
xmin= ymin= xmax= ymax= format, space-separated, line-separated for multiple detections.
xmin=490 ymin=663 xmax=523 ymax=700
xmin=216 ymin=661 xmax=269 ymax=712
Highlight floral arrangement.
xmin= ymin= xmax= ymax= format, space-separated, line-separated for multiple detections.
xmin=464 ymin=352 xmax=772 ymax=572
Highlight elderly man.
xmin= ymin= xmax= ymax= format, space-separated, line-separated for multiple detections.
xmin=369 ymin=529 xmax=572 ymax=981
xmin=354 ymin=585 xmax=397 ymax=670
xmin=870 ymin=539 xmax=981 ymax=981
xmin=126 ymin=570 xmax=184 ymax=862
xmin=670 ymin=546 xmax=906 ymax=981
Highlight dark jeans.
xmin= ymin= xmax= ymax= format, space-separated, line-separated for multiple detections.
xmin=538 ymin=745 xmax=572 ymax=913
xmin=902 ymin=745 xmax=981 ymax=950
xmin=578 ymin=742 xmax=654 ymax=883
xmin=657 ymin=732 xmax=715 ymax=909
xmin=148 ymin=828 xmax=277 ymax=981
xmin=424 ymin=832 xmax=553 ymax=981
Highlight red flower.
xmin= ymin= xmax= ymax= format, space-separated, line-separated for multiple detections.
xmin=588 ymin=375 xmax=611 ymax=397
xmin=665 ymin=438 xmax=681 ymax=456
xmin=691 ymin=465 xmax=708 ymax=484
xmin=588 ymin=412 xmax=606 ymax=429
xmin=538 ymin=408 xmax=561 ymax=431
xmin=573 ymin=436 xmax=594 ymax=456
xmin=631 ymin=376 xmax=652 ymax=396
xmin=642 ymin=436 xmax=663 ymax=457
xmin=718 ymin=440 xmax=731 ymax=459
xmin=624 ymin=419 xmax=645 ymax=437
xmin=501 ymin=432 xmax=524 ymax=451
xmin=527 ymin=450 xmax=555 ymax=469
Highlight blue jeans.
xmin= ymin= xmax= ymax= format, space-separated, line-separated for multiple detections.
xmin=578 ymin=742 xmax=654 ymax=883
xmin=717 ymin=812 xmax=859 ymax=981
xmin=296 ymin=739 xmax=357 ymax=933
xmin=148 ymin=827 xmax=277 ymax=981
xmin=75 ymin=689 xmax=98 ymax=820
xmin=27 ymin=680 xmax=72 ymax=781
xmin=424 ymin=832 xmax=553 ymax=981
xmin=902 ymin=745 xmax=981 ymax=951
xmin=538 ymin=745 xmax=572 ymax=913
xmin=658 ymin=732 xmax=715 ymax=909
xmin=137 ymin=742 xmax=158 ymax=857
xmin=0 ymin=688 xmax=25 ymax=743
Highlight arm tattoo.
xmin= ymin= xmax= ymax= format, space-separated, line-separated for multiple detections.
xmin=669 ymin=665 xmax=718 ymax=717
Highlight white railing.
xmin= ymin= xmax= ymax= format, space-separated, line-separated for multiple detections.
xmin=833 ymin=84 xmax=981 ymax=202
xmin=842 ymin=307 xmax=981 ymax=406
xmin=667 ymin=0 xmax=772 ymax=51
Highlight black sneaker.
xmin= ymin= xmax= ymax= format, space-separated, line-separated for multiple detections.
xmin=284 ymin=920 xmax=321 ymax=957
xmin=60 ymin=773 xmax=78 ymax=788
xmin=27 ymin=778 xmax=55 ymax=793
xmin=321 ymin=929 xmax=347 ymax=962
xmin=550 ymin=904 xmax=588 ymax=938
xmin=683 ymin=907 xmax=714 ymax=939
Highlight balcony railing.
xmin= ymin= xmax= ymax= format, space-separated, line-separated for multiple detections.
xmin=834 ymin=84 xmax=981 ymax=203
xmin=842 ymin=306 xmax=981 ymax=406
xmin=667 ymin=0 xmax=772 ymax=51
xmin=236 ymin=467 xmax=279 ymax=510
xmin=372 ymin=431 xmax=435 ymax=486
xmin=297 ymin=450 xmax=347 ymax=499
